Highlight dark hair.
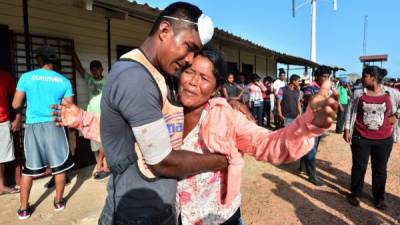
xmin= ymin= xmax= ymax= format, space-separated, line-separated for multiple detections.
xmin=90 ymin=60 xmax=103 ymax=70
xmin=149 ymin=2 xmax=202 ymax=36
xmin=362 ymin=65 xmax=387 ymax=83
xmin=278 ymin=68 xmax=285 ymax=75
xmin=289 ymin=74 xmax=301 ymax=83
xmin=263 ymin=76 xmax=273 ymax=83
xmin=35 ymin=45 xmax=58 ymax=66
xmin=314 ymin=65 xmax=331 ymax=77
xmin=196 ymin=45 xmax=227 ymax=89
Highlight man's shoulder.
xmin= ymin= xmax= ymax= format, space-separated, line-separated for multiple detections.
xmin=107 ymin=60 xmax=152 ymax=83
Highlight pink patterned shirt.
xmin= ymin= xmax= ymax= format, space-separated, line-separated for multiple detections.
xmin=178 ymin=110 xmax=241 ymax=225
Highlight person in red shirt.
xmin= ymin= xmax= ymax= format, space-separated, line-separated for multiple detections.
xmin=0 ymin=69 xmax=21 ymax=195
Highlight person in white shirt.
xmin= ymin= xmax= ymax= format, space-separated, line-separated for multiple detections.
xmin=273 ymin=69 xmax=286 ymax=129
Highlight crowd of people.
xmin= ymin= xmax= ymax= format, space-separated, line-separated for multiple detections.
xmin=0 ymin=1 xmax=399 ymax=225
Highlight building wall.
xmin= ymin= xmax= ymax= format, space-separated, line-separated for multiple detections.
xmin=220 ymin=46 xmax=239 ymax=65
xmin=0 ymin=0 xmax=280 ymax=107
xmin=0 ymin=0 xmax=153 ymax=107
xmin=255 ymin=54 xmax=267 ymax=77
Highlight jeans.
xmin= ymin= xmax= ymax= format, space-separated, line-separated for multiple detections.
xmin=284 ymin=118 xmax=295 ymax=127
xmin=263 ymin=100 xmax=271 ymax=127
xmin=350 ymin=133 xmax=393 ymax=200
xmin=335 ymin=104 xmax=347 ymax=133
xmin=303 ymin=136 xmax=321 ymax=161
xmin=251 ymin=101 xmax=264 ymax=126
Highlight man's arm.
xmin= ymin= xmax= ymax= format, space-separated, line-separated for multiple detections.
xmin=276 ymin=88 xmax=284 ymax=119
xmin=12 ymin=91 xmax=25 ymax=110
xmin=297 ymin=101 xmax=302 ymax=116
xmin=131 ymin=118 xmax=227 ymax=178
xmin=149 ymin=151 xmax=227 ymax=178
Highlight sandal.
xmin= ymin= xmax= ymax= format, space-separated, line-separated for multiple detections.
xmin=0 ymin=187 xmax=20 ymax=195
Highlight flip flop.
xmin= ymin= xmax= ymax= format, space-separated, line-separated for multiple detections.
xmin=0 ymin=187 xmax=20 ymax=196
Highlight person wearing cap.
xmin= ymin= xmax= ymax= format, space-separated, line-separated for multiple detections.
xmin=12 ymin=45 xmax=75 ymax=219
xmin=94 ymin=2 xmax=230 ymax=225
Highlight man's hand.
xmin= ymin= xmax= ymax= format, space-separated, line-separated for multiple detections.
xmin=51 ymin=99 xmax=82 ymax=128
xmin=343 ymin=129 xmax=351 ymax=143
xmin=10 ymin=119 xmax=21 ymax=132
xmin=228 ymin=99 xmax=256 ymax=123
xmin=278 ymin=114 xmax=285 ymax=120
xmin=309 ymin=80 xmax=339 ymax=129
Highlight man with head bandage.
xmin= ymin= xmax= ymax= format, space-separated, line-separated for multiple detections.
xmin=97 ymin=2 xmax=227 ymax=225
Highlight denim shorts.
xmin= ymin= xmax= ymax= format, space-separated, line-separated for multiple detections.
xmin=23 ymin=122 xmax=74 ymax=176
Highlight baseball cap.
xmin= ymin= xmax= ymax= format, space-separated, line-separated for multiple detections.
xmin=34 ymin=45 xmax=58 ymax=62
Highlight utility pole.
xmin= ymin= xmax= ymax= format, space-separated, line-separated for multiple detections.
xmin=310 ymin=0 xmax=317 ymax=62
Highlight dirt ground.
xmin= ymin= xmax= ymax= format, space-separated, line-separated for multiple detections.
xmin=0 ymin=128 xmax=399 ymax=225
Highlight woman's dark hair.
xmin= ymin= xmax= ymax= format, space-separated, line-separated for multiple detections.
xmin=314 ymin=65 xmax=331 ymax=77
xmin=196 ymin=45 xmax=227 ymax=89
xmin=263 ymin=76 xmax=273 ymax=83
xmin=362 ymin=65 xmax=387 ymax=83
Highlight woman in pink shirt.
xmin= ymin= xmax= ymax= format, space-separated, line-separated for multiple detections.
xmin=53 ymin=47 xmax=338 ymax=225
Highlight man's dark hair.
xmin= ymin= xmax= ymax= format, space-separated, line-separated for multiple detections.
xmin=35 ymin=45 xmax=58 ymax=66
xmin=196 ymin=45 xmax=226 ymax=89
xmin=289 ymin=74 xmax=301 ymax=83
xmin=362 ymin=65 xmax=387 ymax=83
xmin=149 ymin=2 xmax=202 ymax=36
xmin=314 ymin=65 xmax=332 ymax=77
xmin=90 ymin=60 xmax=103 ymax=70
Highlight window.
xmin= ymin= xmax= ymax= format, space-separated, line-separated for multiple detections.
xmin=242 ymin=63 xmax=253 ymax=76
xmin=226 ymin=61 xmax=238 ymax=75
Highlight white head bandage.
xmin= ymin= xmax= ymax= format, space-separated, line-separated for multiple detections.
xmin=197 ymin=14 xmax=214 ymax=45
xmin=163 ymin=13 xmax=214 ymax=45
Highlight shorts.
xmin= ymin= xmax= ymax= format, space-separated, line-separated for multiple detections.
xmin=0 ymin=121 xmax=15 ymax=163
xmin=23 ymin=121 xmax=74 ymax=176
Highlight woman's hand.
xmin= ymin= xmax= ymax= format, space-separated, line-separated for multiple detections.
xmin=343 ymin=129 xmax=351 ymax=143
xmin=51 ymin=100 xmax=82 ymax=128
xmin=388 ymin=115 xmax=398 ymax=125
xmin=309 ymin=80 xmax=339 ymax=129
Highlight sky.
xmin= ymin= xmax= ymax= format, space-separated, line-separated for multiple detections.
xmin=135 ymin=0 xmax=399 ymax=78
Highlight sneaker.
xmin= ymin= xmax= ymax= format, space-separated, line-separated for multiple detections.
xmin=54 ymin=199 xmax=65 ymax=211
xmin=308 ymin=177 xmax=325 ymax=186
xmin=374 ymin=199 xmax=387 ymax=210
xmin=94 ymin=171 xmax=111 ymax=180
xmin=347 ymin=194 xmax=360 ymax=207
xmin=17 ymin=206 xmax=31 ymax=220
